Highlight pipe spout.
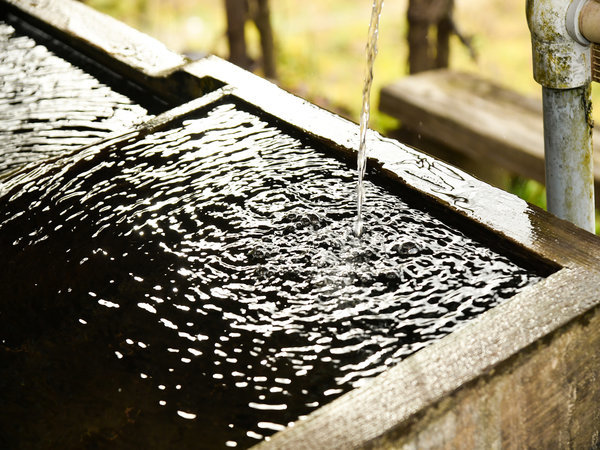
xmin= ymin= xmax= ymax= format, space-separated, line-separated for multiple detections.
xmin=580 ymin=0 xmax=600 ymax=43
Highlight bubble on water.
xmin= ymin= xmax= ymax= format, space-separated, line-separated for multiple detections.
xmin=390 ymin=241 xmax=422 ymax=258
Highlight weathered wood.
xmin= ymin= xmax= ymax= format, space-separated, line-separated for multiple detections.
xmin=407 ymin=0 xmax=453 ymax=23
xmin=435 ymin=11 xmax=452 ymax=68
xmin=407 ymin=20 xmax=434 ymax=73
xmin=1 ymin=0 xmax=186 ymax=78
xmin=224 ymin=0 xmax=277 ymax=79
xmin=379 ymin=69 xmax=600 ymax=206
xmin=370 ymin=273 xmax=600 ymax=449
xmin=389 ymin=126 xmax=511 ymax=188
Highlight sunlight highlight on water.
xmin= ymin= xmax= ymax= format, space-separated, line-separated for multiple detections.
xmin=0 ymin=101 xmax=545 ymax=449
xmin=0 ymin=22 xmax=151 ymax=175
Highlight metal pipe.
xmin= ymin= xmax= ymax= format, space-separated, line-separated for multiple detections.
xmin=580 ymin=0 xmax=600 ymax=44
xmin=543 ymin=85 xmax=595 ymax=230
xmin=528 ymin=0 xmax=591 ymax=88
xmin=527 ymin=0 xmax=595 ymax=232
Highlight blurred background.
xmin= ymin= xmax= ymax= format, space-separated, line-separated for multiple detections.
xmin=81 ymin=0 xmax=546 ymax=124
xmin=81 ymin=0 xmax=600 ymax=230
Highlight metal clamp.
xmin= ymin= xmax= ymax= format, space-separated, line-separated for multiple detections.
xmin=566 ymin=0 xmax=600 ymax=83
xmin=566 ymin=0 xmax=591 ymax=45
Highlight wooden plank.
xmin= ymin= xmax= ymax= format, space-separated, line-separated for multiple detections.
xmin=379 ymin=69 xmax=600 ymax=205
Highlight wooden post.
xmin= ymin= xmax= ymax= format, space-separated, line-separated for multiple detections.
xmin=224 ymin=0 xmax=277 ymax=79
xmin=407 ymin=11 xmax=433 ymax=73
xmin=252 ymin=0 xmax=277 ymax=79
xmin=407 ymin=0 xmax=453 ymax=74
xmin=224 ymin=0 xmax=252 ymax=70
xmin=435 ymin=0 xmax=453 ymax=69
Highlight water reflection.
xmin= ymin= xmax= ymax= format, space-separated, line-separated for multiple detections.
xmin=0 ymin=102 xmax=544 ymax=448
xmin=0 ymin=21 xmax=150 ymax=175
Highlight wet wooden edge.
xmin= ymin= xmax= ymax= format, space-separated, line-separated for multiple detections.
xmin=254 ymin=267 xmax=600 ymax=449
xmin=3 ymin=0 xmax=600 ymax=447
xmin=379 ymin=70 xmax=600 ymax=208
xmin=2 ymin=0 xmax=186 ymax=78
xmin=0 ymin=0 xmax=225 ymax=108
xmin=184 ymin=57 xmax=600 ymax=271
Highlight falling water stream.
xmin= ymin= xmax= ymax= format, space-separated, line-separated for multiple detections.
xmin=354 ymin=0 xmax=384 ymax=237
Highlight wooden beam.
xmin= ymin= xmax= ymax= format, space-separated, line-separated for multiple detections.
xmin=379 ymin=69 xmax=600 ymax=206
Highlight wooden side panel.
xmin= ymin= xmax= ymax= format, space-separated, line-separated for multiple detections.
xmin=373 ymin=302 xmax=600 ymax=449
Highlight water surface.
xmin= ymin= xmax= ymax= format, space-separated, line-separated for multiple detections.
xmin=0 ymin=21 xmax=151 ymax=175
xmin=0 ymin=101 xmax=545 ymax=449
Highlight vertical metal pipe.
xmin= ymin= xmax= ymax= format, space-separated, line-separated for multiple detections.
xmin=543 ymin=84 xmax=595 ymax=232
xmin=528 ymin=0 xmax=595 ymax=232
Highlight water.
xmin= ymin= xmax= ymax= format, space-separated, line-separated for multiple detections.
xmin=0 ymin=100 xmax=547 ymax=449
xmin=354 ymin=0 xmax=384 ymax=237
xmin=0 ymin=21 xmax=152 ymax=175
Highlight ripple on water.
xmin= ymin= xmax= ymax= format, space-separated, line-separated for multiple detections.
xmin=0 ymin=21 xmax=151 ymax=175
xmin=0 ymin=102 xmax=546 ymax=449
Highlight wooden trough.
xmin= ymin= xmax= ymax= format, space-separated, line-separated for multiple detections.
xmin=1 ymin=1 xmax=600 ymax=448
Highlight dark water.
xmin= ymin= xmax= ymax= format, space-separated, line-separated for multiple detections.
xmin=0 ymin=101 xmax=545 ymax=449
xmin=0 ymin=21 xmax=151 ymax=175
